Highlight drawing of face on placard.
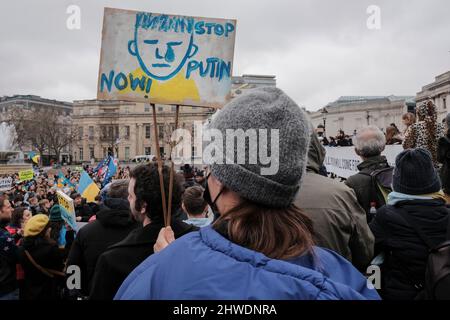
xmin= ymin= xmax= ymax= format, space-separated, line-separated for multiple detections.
xmin=128 ymin=13 xmax=199 ymax=81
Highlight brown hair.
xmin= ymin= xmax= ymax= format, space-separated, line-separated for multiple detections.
xmin=385 ymin=126 xmax=399 ymax=145
xmin=108 ymin=179 xmax=129 ymax=199
xmin=402 ymin=112 xmax=416 ymax=125
xmin=0 ymin=194 xmax=8 ymax=210
xmin=182 ymin=186 xmax=207 ymax=216
xmin=214 ymin=201 xmax=315 ymax=260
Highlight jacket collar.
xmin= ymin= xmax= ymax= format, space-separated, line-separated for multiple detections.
xmin=109 ymin=222 xmax=164 ymax=249
xmin=357 ymin=155 xmax=389 ymax=171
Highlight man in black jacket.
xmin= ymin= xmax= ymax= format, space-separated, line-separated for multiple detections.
xmin=67 ymin=180 xmax=138 ymax=296
xmin=71 ymin=193 xmax=94 ymax=222
xmin=89 ymin=164 xmax=198 ymax=300
xmin=0 ymin=195 xmax=18 ymax=300
xmin=345 ymin=125 xmax=391 ymax=218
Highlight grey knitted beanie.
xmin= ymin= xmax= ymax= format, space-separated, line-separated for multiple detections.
xmin=206 ymin=87 xmax=311 ymax=208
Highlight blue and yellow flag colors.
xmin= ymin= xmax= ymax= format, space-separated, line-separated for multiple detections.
xmin=103 ymin=156 xmax=118 ymax=188
xmin=77 ymin=171 xmax=100 ymax=203
xmin=28 ymin=151 xmax=40 ymax=164
xmin=58 ymin=171 xmax=75 ymax=188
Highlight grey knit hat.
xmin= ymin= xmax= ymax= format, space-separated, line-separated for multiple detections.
xmin=206 ymin=87 xmax=311 ymax=208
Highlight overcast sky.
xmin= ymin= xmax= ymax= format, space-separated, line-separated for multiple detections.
xmin=1 ymin=0 xmax=449 ymax=111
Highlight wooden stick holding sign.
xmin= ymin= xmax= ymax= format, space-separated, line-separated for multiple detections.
xmin=166 ymin=105 xmax=180 ymax=227
xmin=152 ymin=104 xmax=169 ymax=226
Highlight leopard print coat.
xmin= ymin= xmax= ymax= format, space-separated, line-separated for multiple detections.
xmin=403 ymin=102 xmax=444 ymax=167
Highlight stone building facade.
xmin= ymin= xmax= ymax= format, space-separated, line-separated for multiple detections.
xmin=0 ymin=95 xmax=73 ymax=164
xmin=416 ymin=71 xmax=450 ymax=122
xmin=71 ymin=100 xmax=214 ymax=163
xmin=308 ymin=96 xmax=416 ymax=138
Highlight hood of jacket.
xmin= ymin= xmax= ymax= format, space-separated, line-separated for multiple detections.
xmin=96 ymin=198 xmax=134 ymax=228
xmin=307 ymin=133 xmax=326 ymax=174
xmin=357 ymin=155 xmax=389 ymax=172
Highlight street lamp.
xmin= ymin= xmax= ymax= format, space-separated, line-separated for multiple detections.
xmin=321 ymin=107 xmax=328 ymax=136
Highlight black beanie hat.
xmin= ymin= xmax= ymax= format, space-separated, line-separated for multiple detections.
xmin=393 ymin=148 xmax=441 ymax=195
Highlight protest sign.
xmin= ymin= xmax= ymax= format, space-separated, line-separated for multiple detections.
xmin=98 ymin=8 xmax=236 ymax=108
xmin=0 ymin=177 xmax=13 ymax=191
xmin=56 ymin=190 xmax=76 ymax=217
xmin=324 ymin=145 xmax=403 ymax=179
xmin=19 ymin=169 xmax=34 ymax=182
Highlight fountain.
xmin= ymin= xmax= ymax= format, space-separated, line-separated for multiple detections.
xmin=0 ymin=122 xmax=31 ymax=175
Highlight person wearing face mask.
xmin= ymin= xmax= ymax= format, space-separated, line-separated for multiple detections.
xmin=115 ymin=87 xmax=380 ymax=300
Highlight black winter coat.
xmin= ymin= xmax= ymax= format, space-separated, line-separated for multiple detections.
xmin=370 ymin=199 xmax=450 ymax=300
xmin=438 ymin=134 xmax=450 ymax=194
xmin=0 ymin=225 xmax=17 ymax=296
xmin=345 ymin=156 xmax=391 ymax=217
xmin=75 ymin=203 xmax=94 ymax=222
xmin=66 ymin=198 xmax=138 ymax=295
xmin=89 ymin=219 xmax=198 ymax=300
xmin=18 ymin=238 xmax=65 ymax=300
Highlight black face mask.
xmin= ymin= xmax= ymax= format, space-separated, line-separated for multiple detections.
xmin=203 ymin=174 xmax=224 ymax=221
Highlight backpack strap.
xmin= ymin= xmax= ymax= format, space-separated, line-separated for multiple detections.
xmin=24 ymin=250 xmax=66 ymax=278
xmin=397 ymin=207 xmax=436 ymax=250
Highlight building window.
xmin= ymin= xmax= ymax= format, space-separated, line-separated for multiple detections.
xmin=101 ymin=126 xmax=107 ymax=139
xmin=89 ymin=126 xmax=94 ymax=140
xmin=78 ymin=127 xmax=84 ymax=140
xmin=145 ymin=147 xmax=151 ymax=155
xmin=444 ymin=97 xmax=447 ymax=110
xmin=158 ymin=106 xmax=163 ymax=112
xmin=124 ymin=106 xmax=129 ymax=114
xmin=158 ymin=125 xmax=164 ymax=139
xmin=89 ymin=147 xmax=95 ymax=160
xmin=90 ymin=108 xmax=94 ymax=116
xmin=171 ymin=105 xmax=177 ymax=112
xmin=144 ymin=104 xmax=150 ymax=112
xmin=79 ymin=147 xmax=83 ymax=161
xmin=125 ymin=147 xmax=130 ymax=161
xmin=124 ymin=126 xmax=130 ymax=139
xmin=145 ymin=125 xmax=151 ymax=139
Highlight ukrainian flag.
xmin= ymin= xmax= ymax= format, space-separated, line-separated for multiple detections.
xmin=77 ymin=171 xmax=100 ymax=203
xmin=58 ymin=171 xmax=75 ymax=188
xmin=28 ymin=151 xmax=40 ymax=164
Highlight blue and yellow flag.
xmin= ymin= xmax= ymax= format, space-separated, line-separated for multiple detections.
xmin=77 ymin=171 xmax=100 ymax=203
xmin=58 ymin=171 xmax=75 ymax=188
xmin=28 ymin=151 xmax=40 ymax=164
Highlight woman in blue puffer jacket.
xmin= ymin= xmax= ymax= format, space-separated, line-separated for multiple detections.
xmin=115 ymin=87 xmax=380 ymax=300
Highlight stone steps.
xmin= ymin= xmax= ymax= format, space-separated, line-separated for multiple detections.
xmin=0 ymin=164 xmax=33 ymax=175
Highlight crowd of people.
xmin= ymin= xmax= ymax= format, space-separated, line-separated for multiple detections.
xmin=1 ymin=88 xmax=449 ymax=301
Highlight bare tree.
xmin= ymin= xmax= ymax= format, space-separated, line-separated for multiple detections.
xmin=45 ymin=115 xmax=79 ymax=164
xmin=7 ymin=108 xmax=78 ymax=164
xmin=7 ymin=108 xmax=49 ymax=165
